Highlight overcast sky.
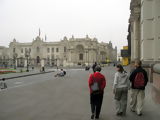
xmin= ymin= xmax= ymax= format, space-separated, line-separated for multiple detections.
xmin=0 ymin=0 xmax=130 ymax=51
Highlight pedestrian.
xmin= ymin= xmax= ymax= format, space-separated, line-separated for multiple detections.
xmin=129 ymin=60 xmax=148 ymax=116
xmin=88 ymin=65 xmax=106 ymax=119
xmin=113 ymin=64 xmax=130 ymax=116
xmin=0 ymin=78 xmax=7 ymax=89
xmin=54 ymin=69 xmax=66 ymax=77
xmin=92 ymin=62 xmax=97 ymax=73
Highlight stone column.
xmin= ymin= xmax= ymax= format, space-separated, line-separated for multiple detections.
xmin=141 ymin=0 xmax=154 ymax=62
xmin=133 ymin=16 xmax=140 ymax=60
xmin=129 ymin=0 xmax=141 ymax=61
xmin=130 ymin=19 xmax=135 ymax=61
xmin=41 ymin=59 xmax=44 ymax=67
xmin=24 ymin=59 xmax=27 ymax=67
xmin=153 ymin=0 xmax=160 ymax=61
xmin=15 ymin=59 xmax=18 ymax=68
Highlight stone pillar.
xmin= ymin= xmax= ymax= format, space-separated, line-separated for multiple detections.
xmin=130 ymin=21 xmax=135 ymax=61
xmin=153 ymin=0 xmax=160 ymax=61
xmin=24 ymin=59 xmax=27 ymax=67
xmin=141 ymin=0 xmax=154 ymax=62
xmin=133 ymin=17 xmax=140 ymax=60
xmin=129 ymin=0 xmax=141 ymax=61
xmin=41 ymin=59 xmax=44 ymax=67
xmin=15 ymin=59 xmax=18 ymax=68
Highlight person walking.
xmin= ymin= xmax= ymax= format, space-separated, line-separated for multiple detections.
xmin=129 ymin=60 xmax=148 ymax=116
xmin=88 ymin=66 xmax=106 ymax=119
xmin=92 ymin=62 xmax=97 ymax=73
xmin=113 ymin=64 xmax=129 ymax=116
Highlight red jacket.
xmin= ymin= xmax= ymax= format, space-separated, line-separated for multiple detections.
xmin=88 ymin=72 xmax=106 ymax=94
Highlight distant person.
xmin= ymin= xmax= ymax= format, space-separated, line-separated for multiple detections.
xmin=42 ymin=66 xmax=45 ymax=72
xmin=55 ymin=69 xmax=66 ymax=77
xmin=0 ymin=78 xmax=7 ymax=89
xmin=113 ymin=64 xmax=129 ymax=116
xmin=129 ymin=60 xmax=148 ymax=116
xmin=92 ymin=62 xmax=97 ymax=73
xmin=88 ymin=66 xmax=106 ymax=119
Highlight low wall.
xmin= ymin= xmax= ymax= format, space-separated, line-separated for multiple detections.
xmin=153 ymin=64 xmax=160 ymax=90
xmin=152 ymin=64 xmax=160 ymax=104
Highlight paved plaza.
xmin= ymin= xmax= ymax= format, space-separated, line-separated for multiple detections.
xmin=0 ymin=66 xmax=160 ymax=120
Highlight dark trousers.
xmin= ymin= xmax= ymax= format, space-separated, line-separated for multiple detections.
xmin=90 ymin=92 xmax=103 ymax=118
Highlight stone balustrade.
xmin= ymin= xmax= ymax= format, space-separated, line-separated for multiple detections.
xmin=153 ymin=64 xmax=160 ymax=74
xmin=152 ymin=63 xmax=160 ymax=104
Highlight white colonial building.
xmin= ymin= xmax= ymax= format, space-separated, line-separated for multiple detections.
xmin=0 ymin=34 xmax=117 ymax=68
xmin=128 ymin=0 xmax=160 ymax=63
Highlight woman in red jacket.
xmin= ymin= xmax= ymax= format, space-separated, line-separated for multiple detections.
xmin=88 ymin=66 xmax=106 ymax=119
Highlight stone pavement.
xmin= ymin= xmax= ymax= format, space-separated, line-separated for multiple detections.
xmin=0 ymin=66 xmax=160 ymax=120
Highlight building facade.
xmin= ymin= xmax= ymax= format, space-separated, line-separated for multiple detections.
xmin=0 ymin=35 xmax=117 ymax=68
xmin=128 ymin=0 xmax=160 ymax=101
xmin=128 ymin=0 xmax=160 ymax=63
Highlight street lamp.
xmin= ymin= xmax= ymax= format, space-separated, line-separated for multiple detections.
xmin=25 ymin=50 xmax=30 ymax=72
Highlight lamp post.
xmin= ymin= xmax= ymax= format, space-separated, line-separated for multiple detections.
xmin=25 ymin=50 xmax=30 ymax=72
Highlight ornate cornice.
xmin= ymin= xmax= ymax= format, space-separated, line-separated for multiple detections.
xmin=129 ymin=0 xmax=141 ymax=22
xmin=130 ymin=0 xmax=141 ymax=10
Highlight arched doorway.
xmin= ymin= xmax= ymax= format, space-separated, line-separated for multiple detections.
xmin=76 ymin=45 xmax=84 ymax=65
xmin=37 ymin=56 xmax=40 ymax=63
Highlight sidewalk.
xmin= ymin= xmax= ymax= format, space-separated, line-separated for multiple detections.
xmin=0 ymin=68 xmax=54 ymax=80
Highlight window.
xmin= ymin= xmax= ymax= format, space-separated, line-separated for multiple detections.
xmin=56 ymin=48 xmax=59 ymax=52
xmin=51 ymin=55 xmax=54 ymax=60
xmin=52 ymin=48 xmax=54 ymax=52
xmin=79 ymin=53 xmax=83 ymax=60
xmin=21 ymin=48 xmax=23 ymax=53
xmin=47 ymin=56 xmax=50 ymax=65
xmin=13 ymin=48 xmax=16 ymax=53
xmin=47 ymin=48 xmax=50 ymax=53
xmin=64 ymin=47 xmax=66 ymax=52
xmin=25 ymin=48 xmax=27 ymax=53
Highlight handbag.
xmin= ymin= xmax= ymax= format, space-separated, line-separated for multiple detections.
xmin=91 ymin=75 xmax=100 ymax=92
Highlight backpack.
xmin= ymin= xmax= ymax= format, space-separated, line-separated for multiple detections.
xmin=134 ymin=72 xmax=145 ymax=88
xmin=91 ymin=75 xmax=100 ymax=92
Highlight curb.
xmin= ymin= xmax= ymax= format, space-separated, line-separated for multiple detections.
xmin=0 ymin=71 xmax=55 ymax=81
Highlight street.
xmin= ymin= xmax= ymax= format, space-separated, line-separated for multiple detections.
xmin=0 ymin=66 xmax=160 ymax=120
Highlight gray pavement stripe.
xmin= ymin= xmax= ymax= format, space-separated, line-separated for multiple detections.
xmin=4 ymin=77 xmax=52 ymax=90
xmin=0 ymin=71 xmax=55 ymax=81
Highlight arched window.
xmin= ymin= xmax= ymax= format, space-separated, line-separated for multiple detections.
xmin=79 ymin=53 xmax=83 ymax=60
xmin=64 ymin=47 xmax=66 ymax=52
